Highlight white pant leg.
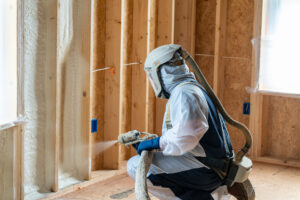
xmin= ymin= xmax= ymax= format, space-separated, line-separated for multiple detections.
xmin=127 ymin=155 xmax=231 ymax=200
xmin=127 ymin=155 xmax=180 ymax=200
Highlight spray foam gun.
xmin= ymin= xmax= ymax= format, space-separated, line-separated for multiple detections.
xmin=118 ymin=130 xmax=158 ymax=200
xmin=118 ymin=130 xmax=158 ymax=147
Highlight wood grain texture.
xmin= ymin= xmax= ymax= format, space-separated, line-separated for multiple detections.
xmin=91 ymin=0 xmax=106 ymax=171
xmin=57 ymin=0 xmax=91 ymax=183
xmin=225 ymin=0 xmax=254 ymax=58
xmin=261 ymin=95 xmax=300 ymax=160
xmin=213 ymin=0 xmax=227 ymax=98
xmin=145 ymin=0 xmax=157 ymax=134
xmin=155 ymin=0 xmax=174 ymax=135
xmin=17 ymin=0 xmax=24 ymax=197
xmin=174 ymin=0 xmax=196 ymax=54
xmin=131 ymin=0 xmax=148 ymax=156
xmin=249 ymin=0 xmax=263 ymax=158
xmin=44 ymin=0 xmax=58 ymax=191
xmin=119 ymin=0 xmax=133 ymax=161
xmin=223 ymin=59 xmax=251 ymax=152
xmin=0 ymin=127 xmax=22 ymax=200
xmin=195 ymin=0 xmax=216 ymax=55
xmin=0 ymin=128 xmax=14 ymax=200
xmin=195 ymin=56 xmax=214 ymax=87
xmin=103 ymin=0 xmax=121 ymax=169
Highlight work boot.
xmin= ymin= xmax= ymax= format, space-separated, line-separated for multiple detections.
xmin=227 ymin=179 xmax=255 ymax=200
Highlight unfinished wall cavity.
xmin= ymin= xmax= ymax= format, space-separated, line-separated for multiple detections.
xmin=23 ymin=0 xmax=91 ymax=199
xmin=57 ymin=0 xmax=91 ymax=188
xmin=24 ymin=0 xmax=54 ymax=197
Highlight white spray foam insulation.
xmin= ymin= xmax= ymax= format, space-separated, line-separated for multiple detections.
xmin=24 ymin=0 xmax=47 ymax=198
xmin=58 ymin=0 xmax=91 ymax=186
xmin=23 ymin=0 xmax=91 ymax=198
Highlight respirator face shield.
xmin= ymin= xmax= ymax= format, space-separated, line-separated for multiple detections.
xmin=144 ymin=44 xmax=183 ymax=99
xmin=145 ymin=65 xmax=169 ymax=99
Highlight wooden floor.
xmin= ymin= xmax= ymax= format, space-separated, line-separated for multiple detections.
xmin=53 ymin=162 xmax=300 ymax=200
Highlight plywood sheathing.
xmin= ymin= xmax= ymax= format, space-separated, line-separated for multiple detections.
xmin=223 ymin=59 xmax=251 ymax=152
xmin=174 ymin=0 xmax=196 ymax=55
xmin=225 ymin=0 xmax=254 ymax=59
xmin=103 ymin=0 xmax=121 ymax=169
xmin=195 ymin=0 xmax=216 ymax=86
xmin=222 ymin=0 xmax=254 ymax=153
xmin=261 ymin=95 xmax=300 ymax=160
xmin=91 ymin=0 xmax=106 ymax=171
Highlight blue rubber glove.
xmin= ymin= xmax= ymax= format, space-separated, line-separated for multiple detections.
xmin=137 ymin=137 xmax=160 ymax=155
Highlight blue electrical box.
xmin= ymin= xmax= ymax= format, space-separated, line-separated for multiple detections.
xmin=243 ymin=102 xmax=250 ymax=115
xmin=91 ymin=118 xmax=98 ymax=133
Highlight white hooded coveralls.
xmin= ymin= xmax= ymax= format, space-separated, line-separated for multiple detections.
xmin=127 ymin=62 xmax=232 ymax=200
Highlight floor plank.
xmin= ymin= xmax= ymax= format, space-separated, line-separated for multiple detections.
xmin=55 ymin=162 xmax=300 ymax=200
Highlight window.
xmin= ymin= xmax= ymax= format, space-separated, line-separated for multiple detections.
xmin=0 ymin=0 xmax=18 ymax=125
xmin=259 ymin=0 xmax=300 ymax=94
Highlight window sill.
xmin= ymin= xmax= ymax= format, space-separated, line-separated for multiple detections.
xmin=257 ymin=90 xmax=300 ymax=99
xmin=0 ymin=118 xmax=25 ymax=131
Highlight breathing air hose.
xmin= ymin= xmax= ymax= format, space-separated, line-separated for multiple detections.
xmin=180 ymin=48 xmax=252 ymax=162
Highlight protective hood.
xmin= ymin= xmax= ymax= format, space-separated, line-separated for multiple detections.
xmin=160 ymin=63 xmax=196 ymax=95
xmin=144 ymin=44 xmax=182 ymax=99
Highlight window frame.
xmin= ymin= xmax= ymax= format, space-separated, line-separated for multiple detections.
xmin=257 ymin=0 xmax=300 ymax=98
xmin=0 ymin=0 xmax=24 ymax=130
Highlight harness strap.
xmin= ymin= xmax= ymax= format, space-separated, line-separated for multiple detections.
xmin=164 ymin=81 xmax=233 ymax=181
xmin=165 ymin=82 xmax=201 ymax=130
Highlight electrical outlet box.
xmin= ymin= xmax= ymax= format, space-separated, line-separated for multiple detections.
xmin=91 ymin=118 xmax=97 ymax=133
xmin=243 ymin=102 xmax=250 ymax=115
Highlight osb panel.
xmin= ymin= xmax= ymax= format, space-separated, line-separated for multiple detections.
xmin=194 ymin=55 xmax=214 ymax=87
xmin=223 ymin=58 xmax=251 ymax=152
xmin=261 ymin=95 xmax=300 ymax=160
xmin=225 ymin=0 xmax=254 ymax=58
xmin=195 ymin=0 xmax=216 ymax=55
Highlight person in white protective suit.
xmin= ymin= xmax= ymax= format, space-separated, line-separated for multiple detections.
xmin=127 ymin=44 xmax=233 ymax=200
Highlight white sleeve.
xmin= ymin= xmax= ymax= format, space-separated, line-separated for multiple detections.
xmin=159 ymin=87 xmax=209 ymax=156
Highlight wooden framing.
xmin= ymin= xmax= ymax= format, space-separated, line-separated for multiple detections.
xmin=44 ymin=0 xmax=58 ymax=192
xmin=0 ymin=127 xmax=20 ymax=200
xmin=213 ymin=0 xmax=227 ymax=99
xmin=130 ymin=0 xmax=148 ymax=156
xmin=145 ymin=0 xmax=157 ymax=134
xmin=57 ymin=0 xmax=91 ymax=183
xmin=103 ymin=0 xmax=121 ymax=169
xmin=155 ymin=0 xmax=175 ymax=135
xmin=91 ymin=0 xmax=106 ymax=171
xmin=17 ymin=0 xmax=24 ymax=198
xmin=119 ymin=0 xmax=133 ymax=161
